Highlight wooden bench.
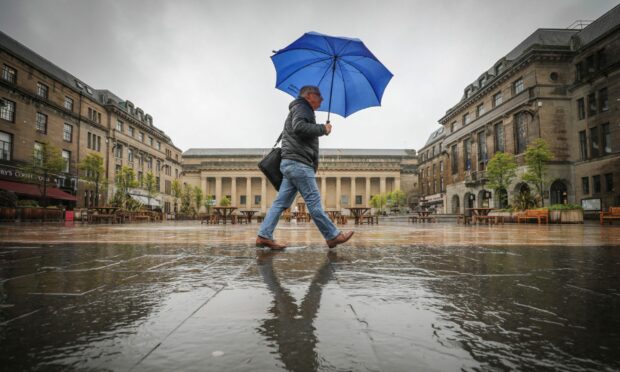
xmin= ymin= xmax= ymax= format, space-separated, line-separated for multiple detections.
xmin=517 ymin=209 xmax=549 ymax=224
xmin=600 ymin=207 xmax=620 ymax=225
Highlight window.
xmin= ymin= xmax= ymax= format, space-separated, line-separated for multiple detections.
xmin=36 ymin=82 xmax=48 ymax=99
xmin=157 ymin=141 xmax=161 ymax=150
xmin=147 ymin=157 xmax=152 ymax=169
xmin=116 ymin=164 xmax=121 ymax=175
xmin=156 ymin=160 xmax=161 ymax=172
xmin=463 ymin=139 xmax=471 ymax=171
xmin=476 ymin=104 xmax=485 ymax=118
xmin=602 ymin=123 xmax=611 ymax=155
xmin=579 ymin=130 xmax=587 ymax=160
xmin=593 ymin=175 xmax=601 ymax=194
xmin=34 ymin=142 xmax=43 ymax=166
xmin=88 ymin=108 xmax=101 ymax=123
xmin=127 ymin=148 xmax=134 ymax=163
xmin=156 ymin=177 xmax=160 ymax=192
xmin=596 ymin=49 xmax=607 ymax=70
xmin=477 ymin=131 xmax=487 ymax=169
xmin=494 ymin=122 xmax=505 ymax=153
xmin=513 ymin=78 xmax=524 ymax=94
xmin=128 ymin=126 xmax=134 ymax=136
xmin=451 ymin=121 xmax=456 ymax=133
xmin=582 ymin=177 xmax=589 ymax=194
xmin=575 ymin=62 xmax=583 ymax=81
xmin=590 ymin=127 xmax=599 ymax=157
xmin=585 ymin=54 xmax=595 ymax=73
xmin=356 ymin=195 xmax=363 ymax=205
xmin=36 ymin=112 xmax=47 ymax=133
xmin=137 ymin=171 xmax=143 ymax=186
xmin=587 ymin=93 xmax=597 ymax=116
xmin=63 ymin=123 xmax=73 ymax=142
xmin=165 ymin=180 xmax=172 ymax=195
xmin=599 ymin=88 xmax=608 ymax=112
xmin=139 ymin=132 xmax=144 ymax=142
xmin=0 ymin=99 xmax=15 ymax=122
xmin=0 ymin=131 xmax=11 ymax=160
xmin=515 ymin=113 xmax=527 ymax=154
xmin=62 ymin=150 xmax=70 ymax=173
xmin=577 ymin=98 xmax=585 ymax=120
xmin=451 ymin=145 xmax=458 ymax=174
xmin=116 ymin=120 xmax=123 ymax=132
xmin=87 ymin=132 xmax=102 ymax=151
xmin=439 ymin=160 xmax=444 ymax=173
xmin=605 ymin=173 xmax=614 ymax=192
xmin=114 ymin=144 xmax=123 ymax=159
xmin=493 ymin=92 xmax=503 ymax=107
xmin=64 ymin=97 xmax=74 ymax=111
xmin=254 ymin=195 xmax=262 ymax=205
xmin=463 ymin=113 xmax=470 ymax=126
xmin=148 ymin=137 xmax=153 ymax=146
xmin=2 ymin=64 xmax=16 ymax=83
xmin=240 ymin=195 xmax=247 ymax=205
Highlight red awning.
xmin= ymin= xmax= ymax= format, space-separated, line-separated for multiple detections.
xmin=0 ymin=179 xmax=77 ymax=201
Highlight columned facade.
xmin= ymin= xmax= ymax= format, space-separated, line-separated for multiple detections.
xmin=182 ymin=149 xmax=418 ymax=214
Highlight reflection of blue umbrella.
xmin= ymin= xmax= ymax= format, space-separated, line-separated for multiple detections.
xmin=271 ymin=32 xmax=393 ymax=120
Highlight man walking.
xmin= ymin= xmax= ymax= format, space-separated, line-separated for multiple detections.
xmin=256 ymin=86 xmax=354 ymax=250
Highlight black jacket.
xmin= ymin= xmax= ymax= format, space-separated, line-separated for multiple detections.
xmin=280 ymin=98 xmax=327 ymax=171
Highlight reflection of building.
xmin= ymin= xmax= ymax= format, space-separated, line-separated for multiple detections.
xmin=417 ymin=127 xmax=446 ymax=212
xmin=434 ymin=5 xmax=619 ymax=214
xmin=0 ymin=30 xmax=182 ymax=209
xmin=182 ymin=148 xmax=418 ymax=213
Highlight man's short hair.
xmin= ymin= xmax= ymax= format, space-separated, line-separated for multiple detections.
xmin=299 ymin=85 xmax=321 ymax=98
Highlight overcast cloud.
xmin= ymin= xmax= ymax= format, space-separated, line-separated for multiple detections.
xmin=0 ymin=0 xmax=616 ymax=151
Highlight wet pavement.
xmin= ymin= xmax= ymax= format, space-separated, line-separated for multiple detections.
xmin=1 ymin=221 xmax=619 ymax=371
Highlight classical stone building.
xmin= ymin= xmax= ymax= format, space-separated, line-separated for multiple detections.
xmin=417 ymin=127 xmax=447 ymax=212
xmin=0 ymin=30 xmax=182 ymax=210
xmin=182 ymin=149 xmax=417 ymax=213
xmin=435 ymin=5 xmax=619 ymax=214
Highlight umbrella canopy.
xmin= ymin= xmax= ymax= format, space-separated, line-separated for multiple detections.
xmin=271 ymin=32 xmax=393 ymax=119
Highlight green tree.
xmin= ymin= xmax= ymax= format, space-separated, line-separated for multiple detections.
xmin=78 ymin=153 xmax=106 ymax=207
xmin=24 ymin=142 xmax=65 ymax=207
xmin=219 ymin=196 xmax=231 ymax=207
xmin=171 ymin=179 xmax=182 ymax=214
xmin=486 ymin=152 xmax=517 ymax=208
xmin=204 ymin=195 xmax=215 ymax=215
xmin=193 ymin=186 xmax=204 ymax=213
xmin=523 ymin=139 xmax=554 ymax=207
xmin=113 ymin=166 xmax=138 ymax=208
xmin=387 ymin=190 xmax=406 ymax=210
xmin=370 ymin=193 xmax=387 ymax=214
xmin=143 ymin=172 xmax=158 ymax=209
xmin=180 ymin=184 xmax=194 ymax=215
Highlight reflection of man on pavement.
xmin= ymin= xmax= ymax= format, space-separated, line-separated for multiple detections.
xmin=256 ymin=252 xmax=334 ymax=372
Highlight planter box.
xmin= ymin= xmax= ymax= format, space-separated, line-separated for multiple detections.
xmin=550 ymin=209 xmax=583 ymax=224
xmin=0 ymin=207 xmax=17 ymax=221
xmin=489 ymin=211 xmax=516 ymax=223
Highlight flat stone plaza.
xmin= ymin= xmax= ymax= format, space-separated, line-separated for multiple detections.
xmin=1 ymin=221 xmax=619 ymax=371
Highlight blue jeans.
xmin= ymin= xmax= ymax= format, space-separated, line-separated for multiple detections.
xmin=258 ymin=159 xmax=340 ymax=241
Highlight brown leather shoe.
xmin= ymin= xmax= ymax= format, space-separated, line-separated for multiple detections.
xmin=326 ymin=231 xmax=354 ymax=248
xmin=256 ymin=236 xmax=287 ymax=250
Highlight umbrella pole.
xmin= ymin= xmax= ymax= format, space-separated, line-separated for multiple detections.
xmin=326 ymin=57 xmax=337 ymax=123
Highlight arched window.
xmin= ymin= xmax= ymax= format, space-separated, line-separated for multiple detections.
xmin=550 ymin=180 xmax=568 ymax=205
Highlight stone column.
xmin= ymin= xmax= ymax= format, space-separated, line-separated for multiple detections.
xmin=380 ymin=177 xmax=387 ymax=196
xmin=215 ymin=176 xmax=222 ymax=205
xmin=336 ymin=177 xmax=342 ymax=210
xmin=351 ymin=177 xmax=356 ymax=206
xmin=395 ymin=176 xmax=401 ymax=191
xmin=246 ymin=177 xmax=252 ymax=209
xmin=261 ymin=177 xmax=267 ymax=213
xmin=199 ymin=177 xmax=207 ymax=213
xmin=231 ymin=177 xmax=237 ymax=207
xmin=321 ymin=177 xmax=327 ymax=208
xmin=365 ymin=177 xmax=371 ymax=207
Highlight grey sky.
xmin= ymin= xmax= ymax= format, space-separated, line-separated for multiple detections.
xmin=0 ymin=0 xmax=616 ymax=151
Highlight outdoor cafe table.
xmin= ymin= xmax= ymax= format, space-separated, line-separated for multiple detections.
xmin=347 ymin=207 xmax=370 ymax=225
xmin=213 ymin=206 xmax=237 ymax=225
xmin=239 ymin=209 xmax=258 ymax=223
xmin=89 ymin=207 xmax=119 ymax=223
xmin=466 ymin=208 xmax=498 ymax=224
xmin=416 ymin=210 xmax=434 ymax=223
xmin=325 ymin=209 xmax=341 ymax=223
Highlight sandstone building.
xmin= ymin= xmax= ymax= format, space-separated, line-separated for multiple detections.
xmin=429 ymin=5 xmax=619 ymax=214
xmin=182 ymin=148 xmax=417 ymax=213
xmin=0 ymin=30 xmax=182 ymax=210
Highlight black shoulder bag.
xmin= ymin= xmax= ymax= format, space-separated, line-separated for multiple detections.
xmin=258 ymin=132 xmax=283 ymax=191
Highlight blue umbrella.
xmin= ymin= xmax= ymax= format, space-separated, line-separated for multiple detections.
xmin=271 ymin=32 xmax=393 ymax=120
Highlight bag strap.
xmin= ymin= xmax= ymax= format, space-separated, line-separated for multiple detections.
xmin=272 ymin=132 xmax=283 ymax=149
